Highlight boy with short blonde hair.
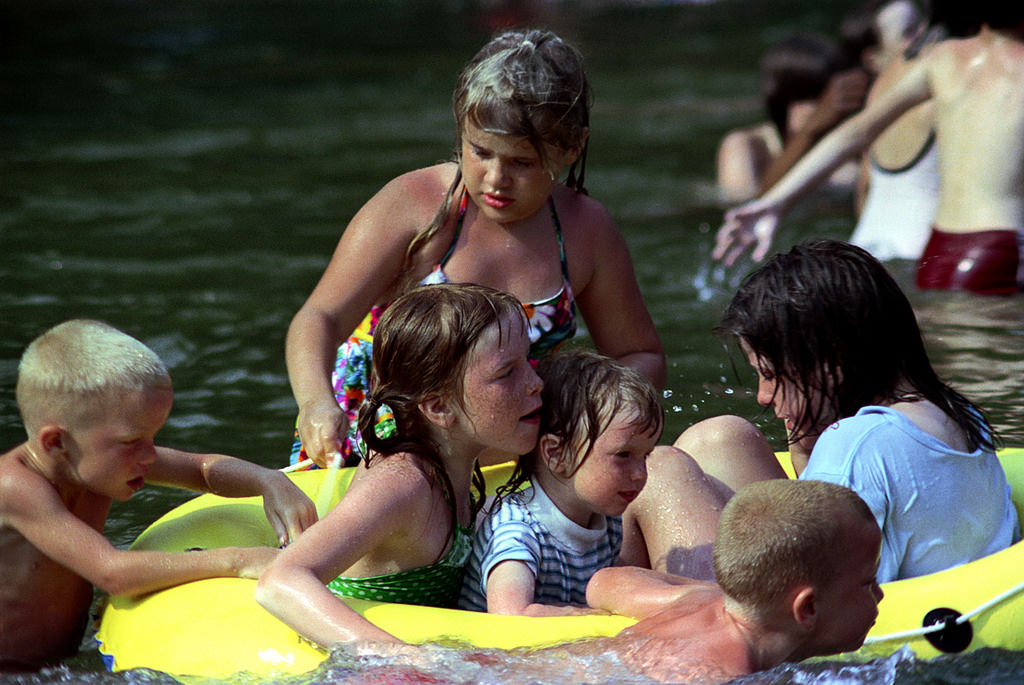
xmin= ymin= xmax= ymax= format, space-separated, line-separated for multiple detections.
xmin=0 ymin=319 xmax=317 ymax=672
xmin=587 ymin=479 xmax=883 ymax=683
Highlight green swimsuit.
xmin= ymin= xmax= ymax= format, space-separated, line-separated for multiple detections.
xmin=326 ymin=523 xmax=474 ymax=607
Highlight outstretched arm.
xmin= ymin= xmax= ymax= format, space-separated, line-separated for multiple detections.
xmin=587 ymin=566 xmax=710 ymax=619
xmin=286 ymin=169 xmax=444 ymax=467
xmin=1 ymin=467 xmax=277 ymax=597
xmin=714 ymin=58 xmax=932 ymax=265
xmin=149 ymin=448 xmax=316 ymax=545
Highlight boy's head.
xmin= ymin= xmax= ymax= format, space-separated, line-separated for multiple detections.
xmin=714 ymin=479 xmax=882 ymax=655
xmin=17 ymin=319 xmax=171 ymax=435
xmin=16 ymin=319 xmax=173 ymax=500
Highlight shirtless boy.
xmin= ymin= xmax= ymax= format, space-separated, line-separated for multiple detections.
xmin=0 ymin=319 xmax=317 ymax=672
xmin=587 ymin=479 xmax=883 ymax=684
xmin=715 ymin=4 xmax=1024 ymax=294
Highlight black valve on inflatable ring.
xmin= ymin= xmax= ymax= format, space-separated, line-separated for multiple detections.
xmin=922 ymin=607 xmax=973 ymax=653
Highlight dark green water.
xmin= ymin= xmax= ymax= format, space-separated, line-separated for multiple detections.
xmin=3 ymin=1 xmax=1023 ymax=683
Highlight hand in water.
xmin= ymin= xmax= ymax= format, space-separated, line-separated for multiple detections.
xmin=713 ymin=200 xmax=781 ymax=265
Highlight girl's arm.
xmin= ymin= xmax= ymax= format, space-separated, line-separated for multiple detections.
xmin=570 ymin=199 xmax=666 ymax=388
xmin=484 ymin=560 xmax=597 ymax=617
xmin=148 ymin=448 xmax=316 ymax=545
xmin=286 ymin=168 xmax=447 ymax=466
xmin=713 ymin=57 xmax=933 ymax=266
xmin=255 ymin=459 xmax=433 ymax=646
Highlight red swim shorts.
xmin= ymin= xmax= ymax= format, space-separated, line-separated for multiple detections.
xmin=916 ymin=228 xmax=1022 ymax=295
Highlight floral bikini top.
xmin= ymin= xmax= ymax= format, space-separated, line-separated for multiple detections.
xmin=420 ymin=193 xmax=578 ymax=359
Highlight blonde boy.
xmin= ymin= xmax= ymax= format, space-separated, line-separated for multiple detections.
xmin=587 ymin=479 xmax=883 ymax=683
xmin=0 ymin=319 xmax=316 ymax=672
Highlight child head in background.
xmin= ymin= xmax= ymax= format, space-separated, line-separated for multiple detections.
xmin=717 ymin=239 xmax=992 ymax=456
xmin=498 ymin=348 xmax=661 ymax=525
xmin=760 ymin=32 xmax=843 ymax=141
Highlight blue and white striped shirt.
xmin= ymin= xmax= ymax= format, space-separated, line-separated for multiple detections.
xmin=458 ymin=480 xmax=622 ymax=611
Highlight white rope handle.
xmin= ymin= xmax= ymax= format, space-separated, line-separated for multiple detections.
xmin=862 ymin=576 xmax=1024 ymax=645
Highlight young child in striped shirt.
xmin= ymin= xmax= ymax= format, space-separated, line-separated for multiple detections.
xmin=459 ymin=349 xmax=660 ymax=616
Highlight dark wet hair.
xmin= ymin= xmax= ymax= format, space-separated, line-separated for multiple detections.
xmin=972 ymin=0 xmax=1024 ymax=30
xmin=838 ymin=0 xmax=890 ymax=70
xmin=403 ymin=28 xmax=591 ymax=278
xmin=928 ymin=0 xmax=1024 ymax=33
xmin=906 ymin=0 xmax=982 ymax=56
xmin=494 ymin=348 xmax=662 ymax=504
xmin=358 ymin=283 xmax=527 ymax=519
xmin=760 ymin=32 xmax=842 ymax=138
xmin=716 ymin=239 xmax=994 ymax=451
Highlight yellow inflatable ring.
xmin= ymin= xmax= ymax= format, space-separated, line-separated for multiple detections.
xmin=96 ymin=451 xmax=1024 ymax=679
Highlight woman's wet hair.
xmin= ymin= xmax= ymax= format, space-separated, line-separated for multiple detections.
xmin=404 ymin=28 xmax=592 ymax=278
xmin=716 ymin=239 xmax=993 ymax=452
xmin=357 ymin=283 xmax=527 ymax=517
xmin=760 ymin=32 xmax=841 ymax=138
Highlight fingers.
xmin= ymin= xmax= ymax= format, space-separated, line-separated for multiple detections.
xmin=298 ymin=407 xmax=347 ymax=469
xmin=712 ymin=220 xmax=741 ymax=262
xmin=279 ymin=507 xmax=317 ymax=547
xmin=714 ymin=223 xmax=755 ymax=266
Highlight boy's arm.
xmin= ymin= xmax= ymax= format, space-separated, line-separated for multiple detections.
xmin=586 ymin=566 xmax=707 ymax=619
xmin=714 ymin=57 xmax=932 ymax=266
xmin=484 ymin=559 xmax=597 ymax=617
xmin=1 ymin=470 xmax=275 ymax=596
xmin=148 ymin=447 xmax=316 ymax=545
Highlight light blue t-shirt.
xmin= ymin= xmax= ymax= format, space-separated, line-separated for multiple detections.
xmin=458 ymin=480 xmax=622 ymax=612
xmin=802 ymin=405 xmax=1019 ymax=583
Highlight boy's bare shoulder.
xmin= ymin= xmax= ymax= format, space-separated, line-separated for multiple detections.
xmin=0 ymin=447 xmax=52 ymax=520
